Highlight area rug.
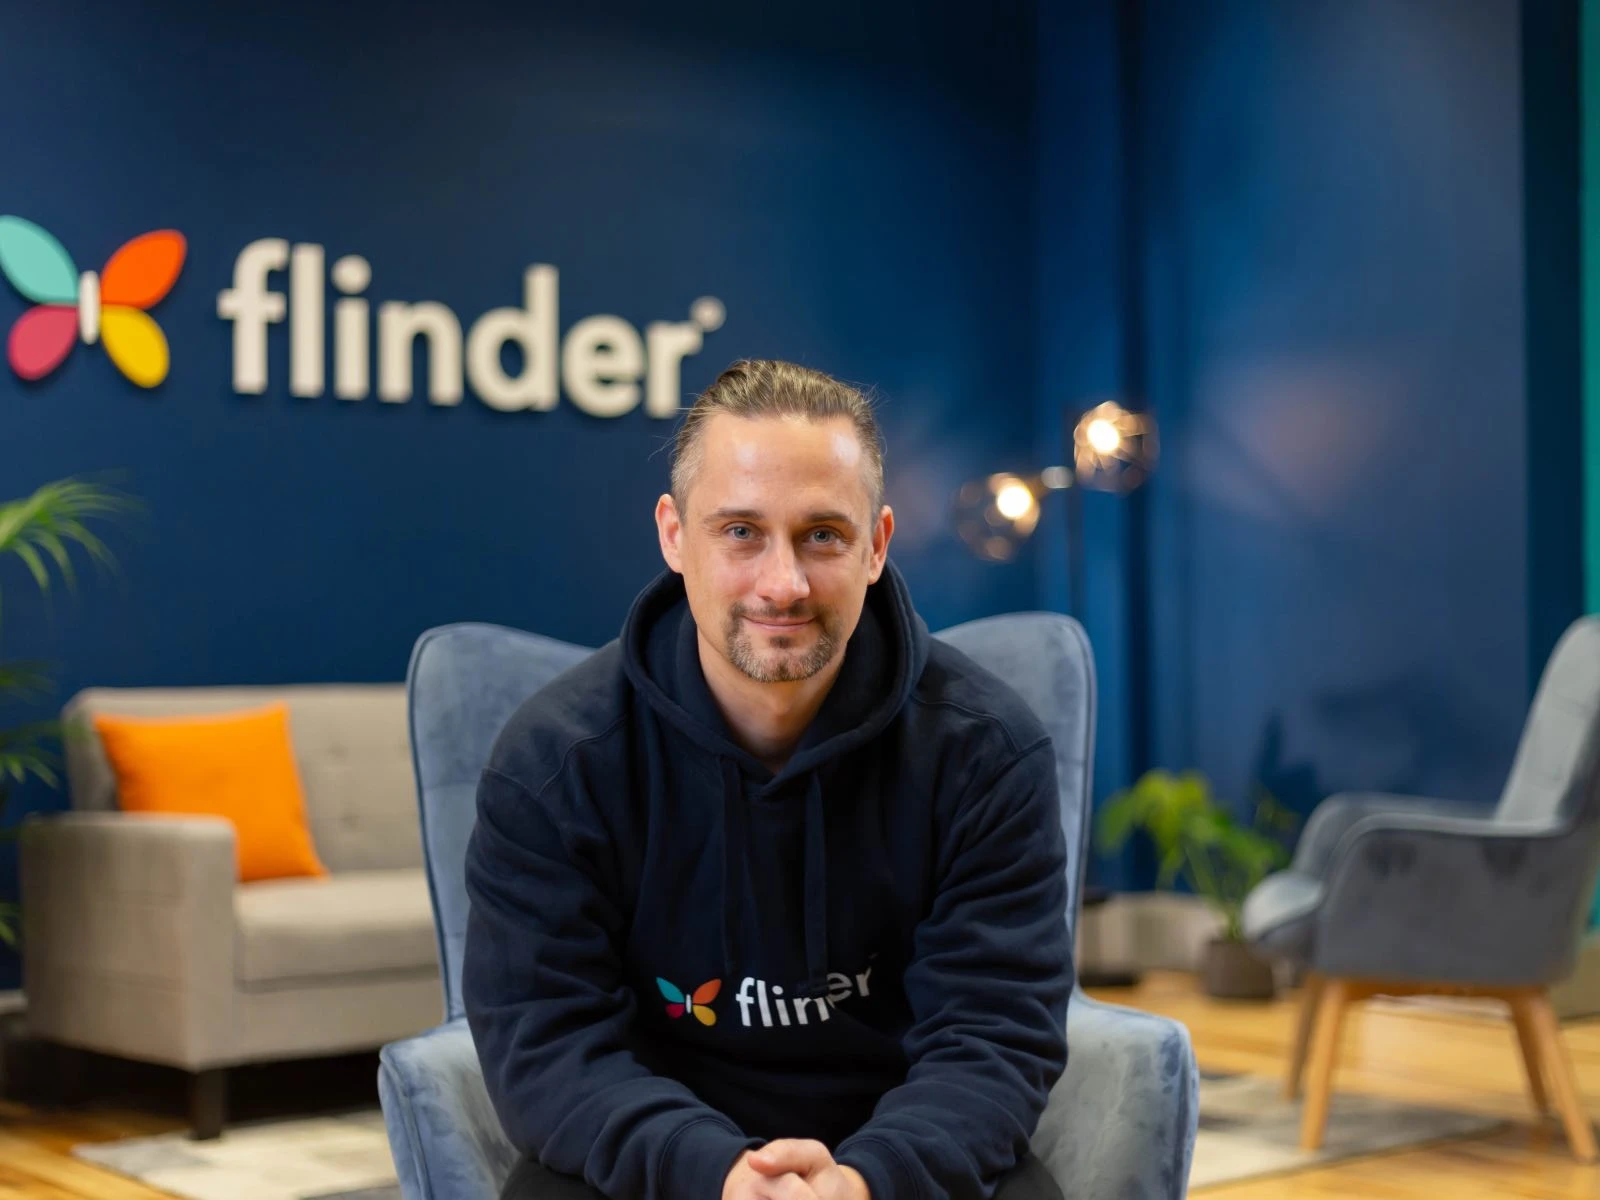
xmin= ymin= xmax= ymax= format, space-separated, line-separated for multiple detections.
xmin=71 ymin=1076 xmax=1507 ymax=1198
xmin=72 ymin=1108 xmax=400 ymax=1200
xmin=1188 ymin=1071 xmax=1507 ymax=1189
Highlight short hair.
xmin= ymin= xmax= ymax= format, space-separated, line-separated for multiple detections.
xmin=670 ymin=360 xmax=885 ymax=514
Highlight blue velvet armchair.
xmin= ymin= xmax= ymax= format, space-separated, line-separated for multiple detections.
xmin=1243 ymin=616 xmax=1600 ymax=1162
xmin=379 ymin=613 xmax=1199 ymax=1199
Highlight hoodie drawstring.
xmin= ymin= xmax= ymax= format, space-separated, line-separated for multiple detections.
xmin=720 ymin=758 xmax=746 ymax=987
xmin=718 ymin=759 xmax=831 ymax=999
xmin=799 ymin=773 xmax=830 ymax=998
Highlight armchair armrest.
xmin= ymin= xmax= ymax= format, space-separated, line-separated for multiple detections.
xmin=379 ymin=1018 xmax=518 ymax=1200
xmin=1316 ymin=812 xmax=1592 ymax=984
xmin=1291 ymin=792 xmax=1497 ymax=879
xmin=1030 ymin=993 xmax=1198 ymax=1200
xmin=18 ymin=811 xmax=237 ymax=1067
xmin=378 ymin=1004 xmax=1201 ymax=1200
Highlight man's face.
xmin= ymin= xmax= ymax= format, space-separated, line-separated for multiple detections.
xmin=656 ymin=413 xmax=893 ymax=685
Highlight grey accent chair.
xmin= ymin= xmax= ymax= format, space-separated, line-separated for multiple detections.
xmin=1242 ymin=616 xmax=1600 ymax=1161
xmin=379 ymin=614 xmax=1201 ymax=1199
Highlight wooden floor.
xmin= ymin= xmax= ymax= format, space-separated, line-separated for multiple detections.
xmin=1 ymin=972 xmax=1598 ymax=1197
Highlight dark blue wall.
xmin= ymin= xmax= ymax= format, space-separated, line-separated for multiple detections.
xmin=1039 ymin=0 xmax=1531 ymax=878
xmin=1034 ymin=1 xmax=1148 ymax=890
xmin=0 ymin=0 xmax=1551 ymax=992
xmin=0 ymin=1 xmax=1040 ymax=987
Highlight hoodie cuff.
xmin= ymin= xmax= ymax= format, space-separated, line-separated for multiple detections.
xmin=659 ymin=1117 xmax=762 ymax=1198
xmin=835 ymin=1136 xmax=918 ymax=1200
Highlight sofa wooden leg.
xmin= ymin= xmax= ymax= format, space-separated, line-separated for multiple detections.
xmin=1285 ymin=972 xmax=1324 ymax=1100
xmin=1299 ymin=977 xmax=1350 ymax=1151
xmin=188 ymin=1068 xmax=227 ymax=1141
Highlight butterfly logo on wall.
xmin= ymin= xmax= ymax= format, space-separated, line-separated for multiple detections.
xmin=0 ymin=215 xmax=186 ymax=388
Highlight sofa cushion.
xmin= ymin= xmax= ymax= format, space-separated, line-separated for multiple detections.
xmin=63 ymin=684 xmax=422 ymax=875
xmin=236 ymin=868 xmax=438 ymax=987
xmin=93 ymin=703 xmax=328 ymax=883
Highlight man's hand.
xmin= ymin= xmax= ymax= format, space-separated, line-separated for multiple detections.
xmin=745 ymin=1141 xmax=870 ymax=1200
xmin=723 ymin=1148 xmax=822 ymax=1200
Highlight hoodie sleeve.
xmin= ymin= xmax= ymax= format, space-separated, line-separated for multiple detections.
xmin=834 ymin=738 xmax=1072 ymax=1200
xmin=463 ymin=765 xmax=761 ymax=1198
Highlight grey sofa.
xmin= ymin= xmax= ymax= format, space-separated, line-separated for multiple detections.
xmin=380 ymin=615 xmax=1201 ymax=1200
xmin=1243 ymin=615 xmax=1600 ymax=1162
xmin=19 ymin=684 xmax=444 ymax=1136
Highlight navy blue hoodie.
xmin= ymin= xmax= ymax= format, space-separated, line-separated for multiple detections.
xmin=463 ymin=563 xmax=1072 ymax=1200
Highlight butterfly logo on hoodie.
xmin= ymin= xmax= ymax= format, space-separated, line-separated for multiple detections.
xmin=656 ymin=977 xmax=720 ymax=1026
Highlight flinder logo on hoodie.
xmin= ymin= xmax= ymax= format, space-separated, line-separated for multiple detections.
xmin=655 ymin=960 xmax=877 ymax=1030
xmin=656 ymin=978 xmax=721 ymax=1026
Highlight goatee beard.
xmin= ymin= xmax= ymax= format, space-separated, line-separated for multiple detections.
xmin=724 ymin=604 xmax=842 ymax=682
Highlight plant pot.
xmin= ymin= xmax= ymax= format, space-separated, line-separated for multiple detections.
xmin=1201 ymin=937 xmax=1276 ymax=1000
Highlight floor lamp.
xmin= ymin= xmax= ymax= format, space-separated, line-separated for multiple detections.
xmin=953 ymin=400 xmax=1157 ymax=988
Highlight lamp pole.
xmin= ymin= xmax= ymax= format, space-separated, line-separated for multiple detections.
xmin=1062 ymin=406 xmax=1087 ymax=619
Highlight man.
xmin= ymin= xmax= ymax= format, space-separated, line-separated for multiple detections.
xmin=464 ymin=360 xmax=1072 ymax=1200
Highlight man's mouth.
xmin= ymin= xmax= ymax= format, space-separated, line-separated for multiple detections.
xmin=744 ymin=616 xmax=812 ymax=632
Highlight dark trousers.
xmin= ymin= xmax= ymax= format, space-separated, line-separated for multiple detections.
xmin=500 ymin=1152 xmax=1063 ymax=1200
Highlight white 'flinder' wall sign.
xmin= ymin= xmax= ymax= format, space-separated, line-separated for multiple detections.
xmin=217 ymin=238 xmax=726 ymax=417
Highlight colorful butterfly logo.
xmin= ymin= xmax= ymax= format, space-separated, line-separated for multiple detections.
xmin=656 ymin=977 xmax=720 ymax=1026
xmin=0 ymin=215 xmax=186 ymax=388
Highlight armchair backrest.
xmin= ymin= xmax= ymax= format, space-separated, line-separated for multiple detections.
xmin=408 ymin=611 xmax=1096 ymax=1023
xmin=934 ymin=612 xmax=1096 ymax=923
xmin=1497 ymin=616 xmax=1600 ymax=829
xmin=408 ymin=624 xmax=591 ymax=1023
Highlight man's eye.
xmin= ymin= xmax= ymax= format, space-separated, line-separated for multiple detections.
xmin=810 ymin=529 xmax=837 ymax=544
xmin=728 ymin=525 xmax=753 ymax=540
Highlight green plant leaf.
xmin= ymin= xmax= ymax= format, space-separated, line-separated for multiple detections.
xmin=0 ymin=477 xmax=140 ymax=598
xmin=1093 ymin=766 xmax=1299 ymax=915
xmin=0 ymin=719 xmax=63 ymax=789
xmin=0 ymin=477 xmax=136 ymax=804
xmin=0 ymin=660 xmax=54 ymax=700
xmin=12 ymin=542 xmax=48 ymax=591
xmin=1095 ymin=788 xmax=1141 ymax=853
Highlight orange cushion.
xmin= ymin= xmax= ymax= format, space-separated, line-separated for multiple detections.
xmin=93 ymin=702 xmax=328 ymax=883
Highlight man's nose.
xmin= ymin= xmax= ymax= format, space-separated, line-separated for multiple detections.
xmin=756 ymin=543 xmax=810 ymax=608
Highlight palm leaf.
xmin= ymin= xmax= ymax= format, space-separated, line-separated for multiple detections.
xmin=0 ymin=477 xmax=141 ymax=602
xmin=0 ymin=720 xmax=63 ymax=788
xmin=0 ymin=660 xmax=54 ymax=701
xmin=0 ymin=477 xmax=138 ymax=952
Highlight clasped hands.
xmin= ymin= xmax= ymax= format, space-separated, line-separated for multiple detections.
xmin=722 ymin=1140 xmax=869 ymax=1200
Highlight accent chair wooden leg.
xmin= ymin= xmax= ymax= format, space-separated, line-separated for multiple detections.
xmin=1286 ymin=972 xmax=1324 ymax=1100
xmin=1521 ymin=989 xmax=1598 ymax=1163
xmin=1299 ymin=977 xmax=1351 ymax=1151
xmin=1506 ymin=991 xmax=1551 ymax=1116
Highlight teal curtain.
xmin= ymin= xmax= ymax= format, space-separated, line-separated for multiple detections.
xmin=1583 ymin=1 xmax=1600 ymax=929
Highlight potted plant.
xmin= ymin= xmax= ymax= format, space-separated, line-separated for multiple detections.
xmin=0 ymin=477 xmax=138 ymax=947
xmin=1095 ymin=768 xmax=1298 ymax=999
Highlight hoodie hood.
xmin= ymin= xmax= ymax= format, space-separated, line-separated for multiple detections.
xmin=621 ymin=560 xmax=930 ymax=996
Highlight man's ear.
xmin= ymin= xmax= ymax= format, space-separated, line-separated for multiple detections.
xmin=656 ymin=494 xmax=685 ymax=574
xmin=866 ymin=505 xmax=894 ymax=584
